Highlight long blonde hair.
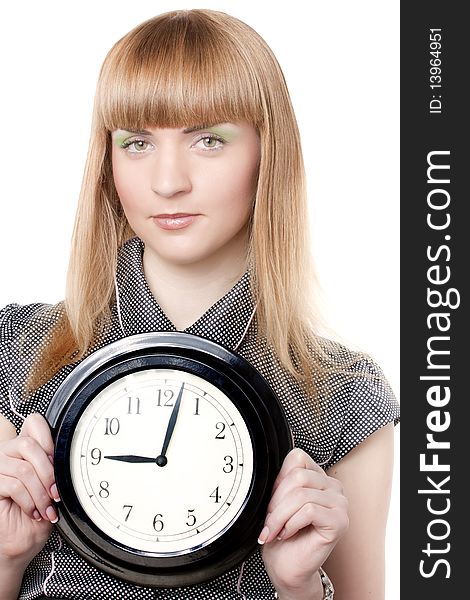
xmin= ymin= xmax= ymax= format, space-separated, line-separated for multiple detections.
xmin=33 ymin=9 xmax=326 ymax=394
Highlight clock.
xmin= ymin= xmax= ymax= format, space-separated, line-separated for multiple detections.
xmin=46 ymin=332 xmax=293 ymax=587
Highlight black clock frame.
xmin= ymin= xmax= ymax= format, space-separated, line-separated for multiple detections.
xmin=46 ymin=332 xmax=293 ymax=587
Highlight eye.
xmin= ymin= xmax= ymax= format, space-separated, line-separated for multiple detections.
xmin=120 ymin=139 xmax=152 ymax=154
xmin=195 ymin=134 xmax=225 ymax=151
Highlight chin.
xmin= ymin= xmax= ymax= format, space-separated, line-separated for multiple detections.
xmin=156 ymin=249 xmax=212 ymax=267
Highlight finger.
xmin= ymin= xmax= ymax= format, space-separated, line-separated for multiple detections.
xmin=0 ymin=474 xmax=41 ymax=520
xmin=262 ymin=487 xmax=344 ymax=543
xmin=267 ymin=466 xmax=328 ymax=513
xmin=272 ymin=448 xmax=324 ymax=494
xmin=20 ymin=414 xmax=54 ymax=458
xmin=2 ymin=436 xmax=58 ymax=503
xmin=0 ymin=454 xmax=57 ymax=521
xmin=19 ymin=414 xmax=58 ymax=503
xmin=278 ymin=502 xmax=349 ymax=543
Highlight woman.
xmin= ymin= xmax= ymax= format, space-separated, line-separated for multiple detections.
xmin=0 ymin=9 xmax=399 ymax=599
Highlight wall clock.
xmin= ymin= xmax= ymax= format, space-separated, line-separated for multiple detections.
xmin=46 ymin=332 xmax=293 ymax=587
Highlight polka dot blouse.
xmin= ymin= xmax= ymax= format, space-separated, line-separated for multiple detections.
xmin=0 ymin=236 xmax=400 ymax=599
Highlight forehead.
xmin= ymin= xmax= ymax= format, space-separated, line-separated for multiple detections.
xmin=113 ymin=123 xmax=245 ymax=136
xmin=99 ymin=32 xmax=263 ymax=133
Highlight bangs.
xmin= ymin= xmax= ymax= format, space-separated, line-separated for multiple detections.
xmin=97 ymin=10 xmax=266 ymax=132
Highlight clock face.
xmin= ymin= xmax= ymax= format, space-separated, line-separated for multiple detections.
xmin=69 ymin=368 xmax=254 ymax=554
xmin=47 ymin=332 xmax=293 ymax=587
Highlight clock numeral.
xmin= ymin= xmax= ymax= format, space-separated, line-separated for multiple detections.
xmin=153 ymin=513 xmax=164 ymax=532
xmin=104 ymin=417 xmax=120 ymax=435
xmin=99 ymin=481 xmax=110 ymax=498
xmin=90 ymin=448 xmax=102 ymax=465
xmin=186 ymin=508 xmax=197 ymax=527
xmin=127 ymin=396 xmax=141 ymax=414
xmin=223 ymin=455 xmax=234 ymax=473
xmin=156 ymin=389 xmax=174 ymax=407
xmin=215 ymin=422 xmax=226 ymax=439
xmin=194 ymin=397 xmax=200 ymax=415
xmin=122 ymin=504 xmax=133 ymax=521
xmin=210 ymin=486 xmax=221 ymax=503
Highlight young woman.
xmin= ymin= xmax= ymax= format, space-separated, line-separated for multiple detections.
xmin=0 ymin=9 xmax=399 ymax=600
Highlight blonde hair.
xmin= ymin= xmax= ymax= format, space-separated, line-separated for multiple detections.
xmin=33 ymin=9 xmax=328 ymax=396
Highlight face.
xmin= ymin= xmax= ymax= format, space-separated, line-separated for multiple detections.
xmin=111 ymin=122 xmax=260 ymax=270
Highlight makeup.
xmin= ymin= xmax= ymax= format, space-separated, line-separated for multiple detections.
xmin=113 ymin=130 xmax=133 ymax=148
xmin=153 ymin=214 xmax=199 ymax=231
xmin=112 ymin=124 xmax=239 ymax=147
xmin=203 ymin=125 xmax=238 ymax=143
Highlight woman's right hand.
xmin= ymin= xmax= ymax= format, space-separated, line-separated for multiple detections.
xmin=0 ymin=413 xmax=59 ymax=566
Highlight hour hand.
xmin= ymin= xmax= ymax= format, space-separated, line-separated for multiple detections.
xmin=103 ymin=454 xmax=156 ymax=463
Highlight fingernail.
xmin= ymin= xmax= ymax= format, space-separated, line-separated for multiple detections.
xmin=46 ymin=505 xmax=59 ymax=523
xmin=257 ymin=525 xmax=270 ymax=545
xmin=33 ymin=510 xmax=42 ymax=521
xmin=277 ymin=527 xmax=286 ymax=541
xmin=50 ymin=483 xmax=60 ymax=502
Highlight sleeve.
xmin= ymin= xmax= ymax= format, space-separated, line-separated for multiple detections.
xmin=0 ymin=302 xmax=48 ymax=432
xmin=0 ymin=303 xmax=22 ymax=430
xmin=323 ymin=356 xmax=400 ymax=469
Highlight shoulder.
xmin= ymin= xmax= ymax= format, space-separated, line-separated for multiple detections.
xmin=1 ymin=301 xmax=53 ymax=326
xmin=1 ymin=303 xmax=45 ymax=351
xmin=0 ymin=301 xmax=67 ymax=390
xmin=1 ymin=302 xmax=62 ymax=345
xmin=312 ymin=335 xmax=399 ymax=468
xmin=0 ymin=302 xmax=65 ymax=430
xmin=241 ymin=331 xmax=399 ymax=466
xmin=314 ymin=335 xmax=395 ymax=397
xmin=0 ymin=301 xmax=63 ymax=380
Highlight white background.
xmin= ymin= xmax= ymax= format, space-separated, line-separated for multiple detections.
xmin=0 ymin=1 xmax=399 ymax=597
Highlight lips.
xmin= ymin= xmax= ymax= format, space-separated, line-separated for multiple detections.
xmin=153 ymin=213 xmax=199 ymax=231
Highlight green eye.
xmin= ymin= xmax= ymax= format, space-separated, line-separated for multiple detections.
xmin=196 ymin=134 xmax=224 ymax=151
xmin=119 ymin=139 xmax=151 ymax=153
xmin=202 ymin=137 xmax=217 ymax=148
xmin=127 ymin=140 xmax=149 ymax=152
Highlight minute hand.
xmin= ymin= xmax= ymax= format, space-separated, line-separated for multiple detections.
xmin=156 ymin=382 xmax=184 ymax=467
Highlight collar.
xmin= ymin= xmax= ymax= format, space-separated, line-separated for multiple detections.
xmin=114 ymin=237 xmax=256 ymax=351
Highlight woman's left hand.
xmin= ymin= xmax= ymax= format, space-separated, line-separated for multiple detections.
xmin=260 ymin=448 xmax=349 ymax=598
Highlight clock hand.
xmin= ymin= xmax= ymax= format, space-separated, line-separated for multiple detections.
xmin=103 ymin=455 xmax=156 ymax=463
xmin=156 ymin=382 xmax=184 ymax=467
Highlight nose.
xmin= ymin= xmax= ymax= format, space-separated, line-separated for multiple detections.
xmin=150 ymin=147 xmax=192 ymax=199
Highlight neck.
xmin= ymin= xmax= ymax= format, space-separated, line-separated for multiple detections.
xmin=142 ymin=237 xmax=248 ymax=331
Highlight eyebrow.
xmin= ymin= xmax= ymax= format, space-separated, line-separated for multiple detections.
xmin=183 ymin=124 xmax=218 ymax=133
xmin=118 ymin=124 xmax=219 ymax=135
